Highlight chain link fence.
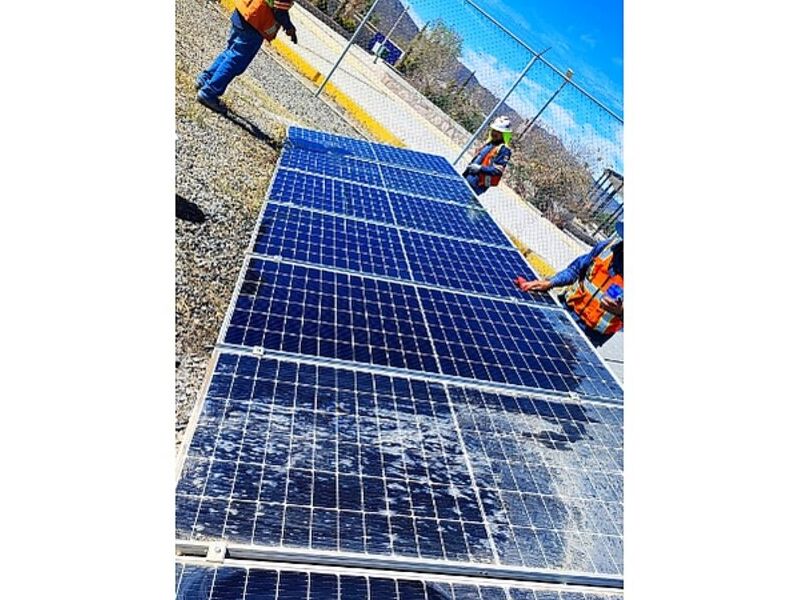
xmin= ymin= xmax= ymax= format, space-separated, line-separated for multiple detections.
xmin=291 ymin=0 xmax=623 ymax=272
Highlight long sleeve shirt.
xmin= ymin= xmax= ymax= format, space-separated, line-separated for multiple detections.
xmin=470 ymin=141 xmax=512 ymax=176
xmin=549 ymin=240 xmax=623 ymax=288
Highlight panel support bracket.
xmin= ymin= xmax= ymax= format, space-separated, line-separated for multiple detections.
xmin=206 ymin=543 xmax=227 ymax=563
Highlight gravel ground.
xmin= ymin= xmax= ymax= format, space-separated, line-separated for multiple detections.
xmin=175 ymin=0 xmax=363 ymax=451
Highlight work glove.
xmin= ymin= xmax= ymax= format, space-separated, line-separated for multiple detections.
xmin=465 ymin=163 xmax=481 ymax=174
xmin=287 ymin=28 xmax=298 ymax=44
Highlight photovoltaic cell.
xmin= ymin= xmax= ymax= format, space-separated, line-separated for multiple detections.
xmin=223 ymin=258 xmax=438 ymax=374
xmin=175 ymin=561 xmax=625 ymax=600
xmin=380 ymin=165 xmax=477 ymax=205
xmin=176 ymin=354 xmax=622 ymax=576
xmin=177 ymin=355 xmax=493 ymax=564
xmin=254 ymin=204 xmax=411 ymax=280
xmin=287 ymin=126 xmax=377 ymax=160
xmin=417 ymin=287 xmax=622 ymax=401
xmin=280 ymin=147 xmax=383 ymax=187
xmin=389 ymin=192 xmax=510 ymax=247
xmin=269 ymin=169 xmax=395 ymax=224
xmin=222 ymin=259 xmax=621 ymax=401
xmin=400 ymin=229 xmax=556 ymax=306
xmin=370 ymin=143 xmax=461 ymax=178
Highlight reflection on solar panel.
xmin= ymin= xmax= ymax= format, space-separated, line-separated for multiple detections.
xmin=371 ymin=143 xmax=460 ymax=178
xmin=270 ymin=169 xmax=395 ymax=224
xmin=254 ymin=204 xmax=410 ymax=280
xmin=400 ymin=229 xmax=556 ymax=306
xmin=380 ymin=165 xmax=477 ymax=204
xmin=175 ymin=561 xmax=625 ymax=600
xmin=176 ymin=354 xmax=622 ymax=577
xmin=221 ymin=259 xmax=621 ymax=401
xmin=179 ymin=127 xmax=623 ymax=595
xmin=389 ymin=192 xmax=509 ymax=246
xmin=287 ymin=126 xmax=376 ymax=159
xmin=281 ymin=147 xmax=384 ymax=187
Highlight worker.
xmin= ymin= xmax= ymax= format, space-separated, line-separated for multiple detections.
xmin=196 ymin=0 xmax=298 ymax=115
xmin=462 ymin=116 xmax=513 ymax=195
xmin=515 ymin=219 xmax=624 ymax=347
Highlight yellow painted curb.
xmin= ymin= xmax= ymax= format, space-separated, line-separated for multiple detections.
xmin=215 ymin=1 xmax=403 ymax=146
xmin=506 ymin=233 xmax=557 ymax=278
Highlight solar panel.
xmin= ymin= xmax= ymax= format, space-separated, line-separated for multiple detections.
xmin=269 ymin=169 xmax=395 ymax=224
xmin=179 ymin=128 xmax=623 ymax=595
xmin=380 ymin=165 xmax=477 ymax=205
xmin=175 ymin=561 xmax=625 ymax=600
xmin=254 ymin=204 xmax=410 ymax=281
xmin=287 ymin=126 xmax=377 ymax=160
xmin=417 ymin=287 xmax=621 ymax=401
xmin=176 ymin=353 xmax=622 ymax=577
xmin=280 ymin=147 xmax=384 ymax=187
xmin=389 ymin=192 xmax=510 ymax=247
xmin=400 ymin=229 xmax=556 ymax=306
xmin=370 ymin=143 xmax=461 ymax=178
xmin=221 ymin=259 xmax=621 ymax=402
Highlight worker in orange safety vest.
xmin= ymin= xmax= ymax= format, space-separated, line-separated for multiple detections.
xmin=515 ymin=219 xmax=624 ymax=347
xmin=462 ymin=116 xmax=514 ymax=195
xmin=196 ymin=0 xmax=297 ymax=115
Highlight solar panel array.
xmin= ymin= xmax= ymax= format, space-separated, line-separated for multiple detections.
xmin=175 ymin=561 xmax=625 ymax=600
xmin=177 ymin=128 xmax=623 ymax=598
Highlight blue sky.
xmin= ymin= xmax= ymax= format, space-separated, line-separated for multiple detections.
xmin=402 ymin=0 xmax=624 ymax=174
xmin=484 ymin=0 xmax=623 ymax=114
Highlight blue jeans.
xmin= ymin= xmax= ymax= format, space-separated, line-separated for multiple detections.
xmin=198 ymin=10 xmax=263 ymax=100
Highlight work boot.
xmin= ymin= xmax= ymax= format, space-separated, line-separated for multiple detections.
xmin=196 ymin=92 xmax=228 ymax=115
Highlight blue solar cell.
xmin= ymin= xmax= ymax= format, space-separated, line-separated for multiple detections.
xmin=223 ymin=258 xmax=439 ymax=374
xmin=416 ymin=287 xmax=623 ymax=401
xmin=389 ymin=192 xmax=509 ymax=246
xmin=280 ymin=147 xmax=383 ymax=187
xmin=177 ymin=355 xmax=492 ymax=563
xmin=269 ymin=169 xmax=395 ymax=224
xmin=400 ymin=229 xmax=555 ymax=305
xmin=254 ymin=204 xmax=411 ymax=280
xmin=287 ymin=126 xmax=376 ymax=159
xmin=222 ymin=259 xmax=621 ymax=401
xmin=175 ymin=562 xmax=626 ymax=600
xmin=380 ymin=165 xmax=477 ymax=204
xmin=370 ymin=143 xmax=460 ymax=177
xmin=177 ymin=354 xmax=623 ymax=577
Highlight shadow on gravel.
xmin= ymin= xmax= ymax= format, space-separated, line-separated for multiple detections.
xmin=176 ymin=194 xmax=207 ymax=224
xmin=223 ymin=110 xmax=283 ymax=150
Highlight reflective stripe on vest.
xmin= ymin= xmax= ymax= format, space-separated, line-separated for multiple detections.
xmin=476 ymin=143 xmax=506 ymax=188
xmin=565 ymin=244 xmax=623 ymax=335
xmin=234 ymin=0 xmax=280 ymax=40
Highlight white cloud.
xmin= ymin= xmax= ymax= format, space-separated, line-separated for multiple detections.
xmin=580 ymin=33 xmax=597 ymax=48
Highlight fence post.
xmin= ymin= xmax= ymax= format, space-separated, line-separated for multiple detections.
xmin=518 ymin=68 xmax=573 ymax=140
xmin=453 ymin=48 xmax=549 ymax=166
xmin=315 ymin=0 xmax=382 ymax=98
xmin=373 ymin=5 xmax=409 ymax=64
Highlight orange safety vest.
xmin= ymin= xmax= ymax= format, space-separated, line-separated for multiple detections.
xmin=234 ymin=0 xmax=287 ymax=41
xmin=475 ymin=143 xmax=507 ymax=188
xmin=565 ymin=243 xmax=624 ymax=335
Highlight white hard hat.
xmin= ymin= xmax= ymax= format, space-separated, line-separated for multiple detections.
xmin=489 ymin=116 xmax=512 ymax=133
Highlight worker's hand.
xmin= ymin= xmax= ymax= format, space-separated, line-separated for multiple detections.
xmin=287 ymin=28 xmax=298 ymax=44
xmin=600 ymin=296 xmax=624 ymax=316
xmin=465 ymin=163 xmax=480 ymax=174
xmin=515 ymin=277 xmax=553 ymax=293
